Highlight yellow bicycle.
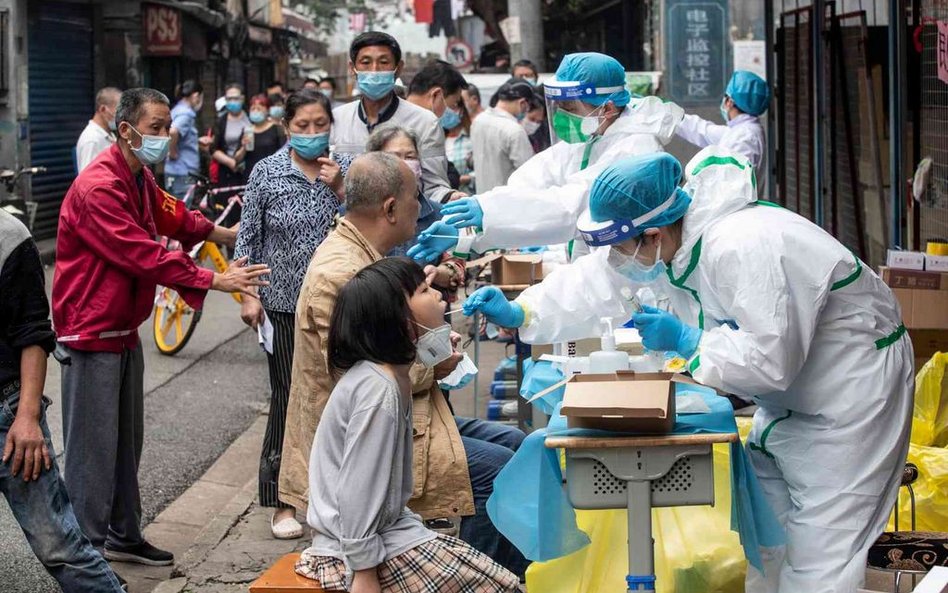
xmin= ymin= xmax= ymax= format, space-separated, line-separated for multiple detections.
xmin=153 ymin=178 xmax=244 ymax=356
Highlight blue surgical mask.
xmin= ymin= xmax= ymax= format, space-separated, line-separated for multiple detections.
xmin=440 ymin=106 xmax=461 ymax=130
xmin=249 ymin=111 xmax=266 ymax=124
xmin=226 ymin=100 xmax=243 ymax=114
xmin=720 ymin=97 xmax=730 ymax=123
xmin=108 ymin=119 xmax=117 ymax=132
xmin=320 ymin=88 xmax=333 ymax=100
xmin=128 ymin=126 xmax=170 ymax=165
xmin=356 ymin=71 xmax=396 ymax=100
xmin=269 ymin=106 xmax=284 ymax=120
xmin=289 ymin=132 xmax=329 ymax=160
xmin=614 ymin=240 xmax=666 ymax=284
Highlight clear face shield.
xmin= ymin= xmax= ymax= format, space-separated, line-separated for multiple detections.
xmin=544 ymin=80 xmax=625 ymax=145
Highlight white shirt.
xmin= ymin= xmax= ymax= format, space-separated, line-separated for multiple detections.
xmin=675 ymin=112 xmax=766 ymax=179
xmin=470 ymin=107 xmax=534 ymax=193
xmin=75 ymin=120 xmax=115 ymax=172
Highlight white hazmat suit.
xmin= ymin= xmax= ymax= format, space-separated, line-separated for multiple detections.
xmin=516 ymin=146 xmax=914 ymax=593
xmin=675 ymin=112 xmax=766 ymax=180
xmin=470 ymin=97 xmax=683 ymax=254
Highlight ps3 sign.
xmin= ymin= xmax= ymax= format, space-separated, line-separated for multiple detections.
xmin=143 ymin=4 xmax=182 ymax=56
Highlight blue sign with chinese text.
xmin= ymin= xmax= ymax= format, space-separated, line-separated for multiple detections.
xmin=666 ymin=0 xmax=729 ymax=105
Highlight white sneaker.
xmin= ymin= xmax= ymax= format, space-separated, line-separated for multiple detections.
xmin=270 ymin=513 xmax=304 ymax=540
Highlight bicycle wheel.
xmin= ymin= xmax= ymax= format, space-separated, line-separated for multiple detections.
xmin=153 ymin=287 xmax=202 ymax=356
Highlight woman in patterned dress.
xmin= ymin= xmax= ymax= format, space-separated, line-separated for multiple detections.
xmin=295 ymin=258 xmax=520 ymax=593
xmin=234 ymin=88 xmax=352 ymax=540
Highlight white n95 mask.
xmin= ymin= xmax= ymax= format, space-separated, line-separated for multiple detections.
xmin=415 ymin=322 xmax=454 ymax=367
xmin=439 ymin=353 xmax=478 ymax=390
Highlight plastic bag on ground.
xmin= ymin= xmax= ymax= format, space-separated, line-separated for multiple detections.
xmin=887 ymin=352 xmax=948 ymax=532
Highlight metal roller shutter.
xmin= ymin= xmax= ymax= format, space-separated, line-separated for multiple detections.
xmin=28 ymin=1 xmax=93 ymax=240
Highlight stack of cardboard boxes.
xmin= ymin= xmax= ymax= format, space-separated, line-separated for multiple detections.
xmin=880 ymin=248 xmax=948 ymax=369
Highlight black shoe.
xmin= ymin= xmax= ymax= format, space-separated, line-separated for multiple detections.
xmin=113 ymin=571 xmax=128 ymax=591
xmin=104 ymin=540 xmax=174 ymax=566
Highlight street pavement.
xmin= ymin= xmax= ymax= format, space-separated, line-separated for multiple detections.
xmin=0 ymin=265 xmax=268 ymax=592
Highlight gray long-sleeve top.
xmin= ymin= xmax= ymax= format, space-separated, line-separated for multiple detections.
xmin=306 ymin=360 xmax=435 ymax=570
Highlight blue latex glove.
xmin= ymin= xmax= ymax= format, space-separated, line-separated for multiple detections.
xmin=441 ymin=197 xmax=484 ymax=229
xmin=407 ymin=221 xmax=458 ymax=263
xmin=631 ymin=305 xmax=702 ymax=358
xmin=462 ymin=286 xmax=525 ymax=328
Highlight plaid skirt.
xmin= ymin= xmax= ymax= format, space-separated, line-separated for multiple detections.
xmin=294 ymin=534 xmax=520 ymax=592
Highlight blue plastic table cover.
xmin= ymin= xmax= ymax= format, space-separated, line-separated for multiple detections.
xmin=489 ymin=360 xmax=785 ymax=572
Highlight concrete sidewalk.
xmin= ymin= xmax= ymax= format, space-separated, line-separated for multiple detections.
xmin=120 ymin=414 xmax=285 ymax=593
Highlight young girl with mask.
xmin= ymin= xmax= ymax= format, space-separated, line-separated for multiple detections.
xmin=243 ymin=94 xmax=287 ymax=176
xmin=234 ymin=88 xmax=352 ymax=540
xmin=295 ymin=257 xmax=519 ymax=593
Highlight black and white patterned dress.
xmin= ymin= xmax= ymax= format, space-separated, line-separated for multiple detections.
xmin=234 ymin=145 xmax=353 ymax=508
xmin=234 ymin=145 xmax=353 ymax=314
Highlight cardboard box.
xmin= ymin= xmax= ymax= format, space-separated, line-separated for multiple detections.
xmin=559 ymin=371 xmax=691 ymax=433
xmin=880 ymin=266 xmax=946 ymax=290
xmin=887 ymin=250 xmax=926 ymax=271
xmin=927 ymin=254 xmax=948 ymax=272
xmin=910 ymin=329 xmax=948 ymax=361
xmin=880 ymin=267 xmax=948 ymax=330
xmin=467 ymin=253 xmax=543 ymax=287
xmin=892 ymin=288 xmax=948 ymax=329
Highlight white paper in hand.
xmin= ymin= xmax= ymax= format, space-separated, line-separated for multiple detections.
xmin=257 ymin=313 xmax=274 ymax=354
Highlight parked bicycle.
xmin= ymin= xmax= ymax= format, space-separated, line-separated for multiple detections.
xmin=0 ymin=166 xmax=46 ymax=230
xmin=152 ymin=173 xmax=245 ymax=355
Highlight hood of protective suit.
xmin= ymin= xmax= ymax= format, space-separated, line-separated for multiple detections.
xmin=605 ymin=96 xmax=684 ymax=146
xmin=671 ymin=146 xmax=758 ymax=272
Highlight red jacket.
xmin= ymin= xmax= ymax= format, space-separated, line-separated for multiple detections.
xmin=53 ymin=143 xmax=215 ymax=352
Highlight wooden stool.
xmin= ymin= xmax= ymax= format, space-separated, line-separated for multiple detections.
xmin=249 ymin=553 xmax=327 ymax=592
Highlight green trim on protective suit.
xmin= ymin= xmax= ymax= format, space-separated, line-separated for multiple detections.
xmin=748 ymin=411 xmax=793 ymax=459
xmin=688 ymin=354 xmax=701 ymax=374
xmin=567 ymin=138 xmax=602 ymax=260
xmin=875 ymin=324 xmax=906 ymax=350
xmin=830 ymin=258 xmax=863 ymax=292
xmin=579 ymin=138 xmax=599 ymax=170
xmin=755 ymin=200 xmax=782 ymax=208
xmin=666 ymin=238 xmax=705 ymax=329
xmin=689 ymin=154 xmax=757 ymax=192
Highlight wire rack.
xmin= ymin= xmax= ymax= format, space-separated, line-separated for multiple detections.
xmin=919 ymin=0 xmax=948 ymax=244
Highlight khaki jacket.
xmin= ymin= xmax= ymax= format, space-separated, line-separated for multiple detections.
xmin=279 ymin=218 xmax=474 ymax=519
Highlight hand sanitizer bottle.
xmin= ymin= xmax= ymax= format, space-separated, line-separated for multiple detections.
xmin=588 ymin=318 xmax=630 ymax=373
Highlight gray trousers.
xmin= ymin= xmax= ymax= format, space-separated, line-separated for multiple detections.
xmin=61 ymin=344 xmax=144 ymax=550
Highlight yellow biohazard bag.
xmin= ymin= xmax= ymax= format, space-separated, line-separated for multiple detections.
xmin=888 ymin=352 xmax=948 ymax=532
xmin=526 ymin=442 xmax=748 ymax=593
xmin=910 ymin=353 xmax=948 ymax=448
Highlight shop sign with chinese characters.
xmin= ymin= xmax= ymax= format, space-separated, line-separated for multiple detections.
xmin=666 ymin=0 xmax=729 ymax=105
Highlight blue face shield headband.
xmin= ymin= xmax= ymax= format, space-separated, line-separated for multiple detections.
xmin=577 ymin=190 xmax=681 ymax=247
xmin=543 ymin=80 xmax=626 ymax=102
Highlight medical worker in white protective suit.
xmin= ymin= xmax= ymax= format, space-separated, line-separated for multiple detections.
xmin=464 ymin=148 xmax=915 ymax=593
xmin=676 ymin=70 xmax=769 ymax=181
xmin=407 ymin=52 xmax=683 ymax=263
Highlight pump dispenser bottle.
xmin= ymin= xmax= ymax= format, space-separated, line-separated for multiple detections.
xmin=588 ymin=318 xmax=630 ymax=373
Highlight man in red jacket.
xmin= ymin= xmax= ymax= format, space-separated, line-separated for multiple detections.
xmin=52 ymin=88 xmax=269 ymax=568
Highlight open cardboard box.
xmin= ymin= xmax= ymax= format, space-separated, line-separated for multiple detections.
xmin=551 ymin=371 xmax=699 ymax=433
xmin=467 ymin=253 xmax=544 ymax=288
xmin=879 ymin=266 xmax=948 ymax=369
